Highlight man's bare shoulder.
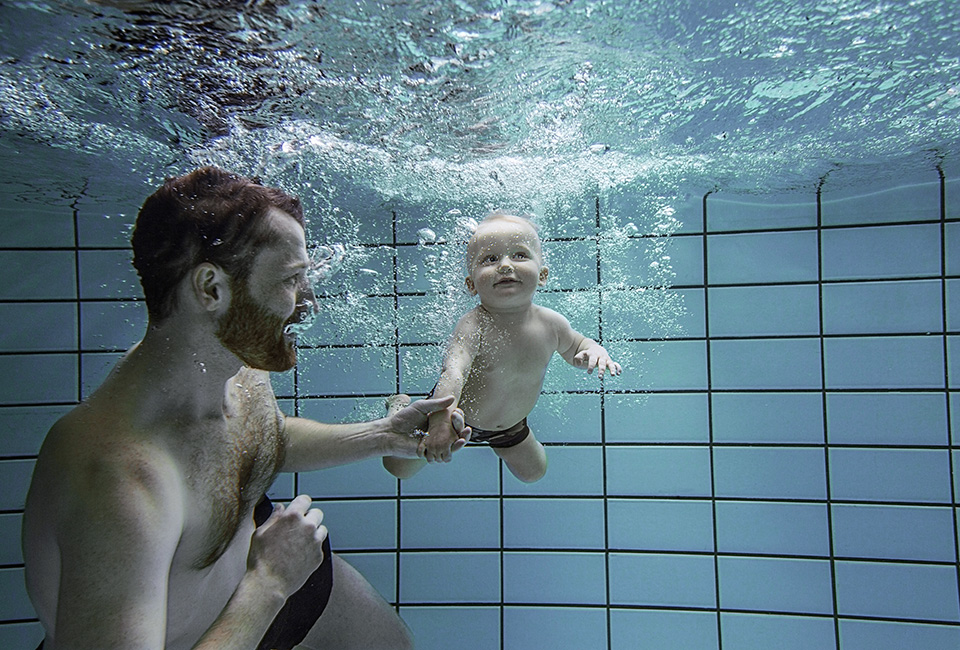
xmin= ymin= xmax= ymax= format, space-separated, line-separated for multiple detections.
xmin=33 ymin=402 xmax=184 ymax=519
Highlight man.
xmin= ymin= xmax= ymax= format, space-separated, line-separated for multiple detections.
xmin=22 ymin=167 xmax=469 ymax=649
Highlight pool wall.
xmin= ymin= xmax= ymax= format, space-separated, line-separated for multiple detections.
xmin=1 ymin=166 xmax=959 ymax=649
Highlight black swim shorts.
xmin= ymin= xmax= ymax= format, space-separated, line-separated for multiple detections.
xmin=468 ymin=418 xmax=531 ymax=448
xmin=255 ymin=496 xmax=334 ymax=650
xmin=36 ymin=498 xmax=334 ymax=650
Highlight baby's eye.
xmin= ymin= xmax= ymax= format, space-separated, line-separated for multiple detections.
xmin=513 ymin=251 xmax=529 ymax=259
xmin=483 ymin=254 xmax=499 ymax=264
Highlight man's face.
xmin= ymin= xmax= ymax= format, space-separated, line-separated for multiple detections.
xmin=216 ymin=209 xmax=315 ymax=372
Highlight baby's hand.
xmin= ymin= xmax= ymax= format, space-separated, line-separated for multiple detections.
xmin=420 ymin=412 xmax=462 ymax=463
xmin=573 ymin=344 xmax=622 ymax=378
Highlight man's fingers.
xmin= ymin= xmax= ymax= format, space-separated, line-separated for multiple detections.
xmin=303 ymin=507 xmax=325 ymax=529
xmin=412 ymin=394 xmax=455 ymax=415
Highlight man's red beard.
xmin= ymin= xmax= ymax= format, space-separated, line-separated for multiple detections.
xmin=216 ymin=281 xmax=298 ymax=372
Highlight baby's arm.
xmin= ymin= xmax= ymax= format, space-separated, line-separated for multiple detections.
xmin=423 ymin=312 xmax=482 ymax=463
xmin=552 ymin=310 xmax=622 ymax=378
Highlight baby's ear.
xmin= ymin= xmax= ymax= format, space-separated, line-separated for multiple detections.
xmin=538 ymin=266 xmax=549 ymax=286
xmin=465 ymin=276 xmax=477 ymax=295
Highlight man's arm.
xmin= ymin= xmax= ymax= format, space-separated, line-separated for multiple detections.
xmin=280 ymin=394 xmax=460 ymax=473
xmin=52 ymin=455 xmax=184 ymax=649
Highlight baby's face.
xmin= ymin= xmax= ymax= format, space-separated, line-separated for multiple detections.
xmin=466 ymin=219 xmax=547 ymax=312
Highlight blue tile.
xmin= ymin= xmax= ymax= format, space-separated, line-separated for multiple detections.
xmin=503 ymin=606 xmax=607 ymax=650
xmin=297 ymin=346 xmax=395 ymax=396
xmin=0 ymin=568 xmax=36 ymax=621
xmin=545 ymin=239 xmax=599 ymax=291
xmin=839 ymin=619 xmax=960 ymax=650
xmin=822 ymin=280 xmax=942 ymax=335
xmin=402 ymin=498 xmax=500 ymax=549
xmin=400 ymin=447 xmax=500 ymax=496
xmin=608 ymin=499 xmax=714 ymax=553
xmin=0 ymin=202 xmax=74 ymax=247
xmin=832 ymin=504 xmax=956 ymax=562
xmin=0 ymin=513 xmax=22 ymax=565
xmin=0 ymin=622 xmax=45 ymax=650
xmin=341 ymin=552 xmax=396 ymax=604
xmin=0 ymin=251 xmax=75 ymax=300
xmin=829 ymin=448 xmax=952 ymax=503
xmin=0 ymin=354 xmax=77 ymax=404
xmin=948 ymin=178 xmax=960 ymax=221
xmin=714 ymin=447 xmax=827 ymax=500
xmin=503 ymin=551 xmax=606 ymax=604
xmin=826 ymin=392 xmax=948 ymax=445
xmin=305 ymin=295 xmax=397 ymax=347
xmin=266 ymin=473 xmax=294 ymax=501
xmin=400 ymin=551 xmax=500 ymax=602
xmin=599 ymin=286 xmax=697 ymax=340
xmin=539 ymin=196 xmax=597 ymax=239
xmin=600 ymin=234 xmax=704 ymax=287
xmin=600 ymin=184 xmax=703 ymax=234
xmin=953 ymin=394 xmax=960 ymax=446
xmin=0 ymin=405 xmax=68 ymax=455
xmin=947 ymin=223 xmax=960 ymax=275
xmin=298 ymin=457 xmax=398 ymax=499
xmin=503 ymin=446 xmax=604 ymax=496
xmin=706 ymin=193 xmax=817 ymax=232
xmin=611 ymin=609 xmax=719 ymax=650
xmin=397 ymin=293 xmax=474 ymax=346
xmin=78 ymin=249 xmax=141 ymax=300
xmin=835 ymin=561 xmax=960 ymax=622
xmin=305 ymin=499 xmax=395 ymax=550
xmin=606 ymin=393 xmax=709 ymax=444
xmin=716 ymin=501 xmax=830 ymax=557
xmin=718 ymin=556 xmax=834 ymax=615
xmin=707 ymin=230 xmax=818 ymax=285
xmin=712 ymin=392 xmax=824 ymax=444
xmin=721 ymin=613 xmax=836 ymax=650
xmin=950 ymin=335 xmax=960 ymax=390
xmin=821 ymin=224 xmax=941 ymax=281
xmin=710 ymin=339 xmax=822 ymax=390
xmin=708 ymin=284 xmax=820 ymax=337
xmin=606 ymin=446 xmax=712 ymax=497
xmin=824 ymin=336 xmax=945 ymax=389
xmin=80 ymin=352 xmax=123 ymax=399
xmin=398 ymin=343 xmax=444 ymax=395
xmin=503 ymin=498 xmax=605 ymax=549
xmin=401 ymin=606 xmax=500 ymax=650
xmin=528 ymin=393 xmax=601 ymax=444
xmin=0 ymin=302 xmax=77 ymax=352
xmin=606 ymin=340 xmax=707 ymax=391
xmin=820 ymin=180 xmax=940 ymax=226
xmin=609 ymin=553 xmax=716 ymax=608
xmin=542 ymin=349 xmax=610 ymax=393
xmin=536 ymin=290 xmax=600 ymax=341
xmin=947 ymin=279 xmax=960 ymax=332
xmin=75 ymin=180 xmax=144 ymax=248
xmin=79 ymin=301 xmax=146 ymax=351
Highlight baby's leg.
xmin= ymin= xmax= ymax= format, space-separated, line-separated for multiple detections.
xmin=494 ymin=429 xmax=547 ymax=483
xmin=381 ymin=395 xmax=427 ymax=479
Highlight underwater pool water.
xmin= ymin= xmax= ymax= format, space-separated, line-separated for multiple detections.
xmin=1 ymin=1 xmax=960 ymax=648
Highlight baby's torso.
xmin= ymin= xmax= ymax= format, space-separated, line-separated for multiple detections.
xmin=459 ymin=306 xmax=558 ymax=430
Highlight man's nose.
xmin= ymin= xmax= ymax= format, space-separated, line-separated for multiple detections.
xmin=297 ymin=283 xmax=319 ymax=315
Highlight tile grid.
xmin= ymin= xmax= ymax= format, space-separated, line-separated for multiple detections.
xmin=816 ymin=181 xmax=843 ymax=648
xmin=701 ymin=191 xmax=724 ymax=648
xmin=3 ymin=175 xmax=960 ymax=648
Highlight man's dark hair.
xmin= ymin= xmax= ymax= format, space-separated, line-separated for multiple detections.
xmin=132 ymin=166 xmax=305 ymax=321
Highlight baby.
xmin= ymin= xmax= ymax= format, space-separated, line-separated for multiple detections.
xmin=383 ymin=211 xmax=620 ymax=483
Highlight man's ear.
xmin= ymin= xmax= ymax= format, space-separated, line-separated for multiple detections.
xmin=465 ymin=276 xmax=477 ymax=295
xmin=191 ymin=262 xmax=231 ymax=313
xmin=538 ymin=266 xmax=549 ymax=286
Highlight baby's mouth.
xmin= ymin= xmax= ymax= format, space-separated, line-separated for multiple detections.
xmin=494 ymin=277 xmax=519 ymax=286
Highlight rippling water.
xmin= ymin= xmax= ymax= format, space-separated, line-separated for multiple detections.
xmin=2 ymin=0 xmax=958 ymax=207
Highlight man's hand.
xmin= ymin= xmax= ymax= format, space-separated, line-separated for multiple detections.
xmin=247 ymin=495 xmax=327 ymax=599
xmin=386 ymin=395 xmax=471 ymax=459
xmin=573 ymin=343 xmax=622 ymax=378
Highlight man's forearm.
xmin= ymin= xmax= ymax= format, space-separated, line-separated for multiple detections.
xmin=281 ymin=416 xmax=418 ymax=472
xmin=192 ymin=571 xmax=286 ymax=650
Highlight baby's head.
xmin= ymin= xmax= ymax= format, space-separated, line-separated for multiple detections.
xmin=464 ymin=212 xmax=548 ymax=306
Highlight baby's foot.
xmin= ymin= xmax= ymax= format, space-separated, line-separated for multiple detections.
xmin=386 ymin=394 xmax=411 ymax=416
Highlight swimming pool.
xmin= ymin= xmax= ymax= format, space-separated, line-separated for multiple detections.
xmin=2 ymin=1 xmax=959 ymax=648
